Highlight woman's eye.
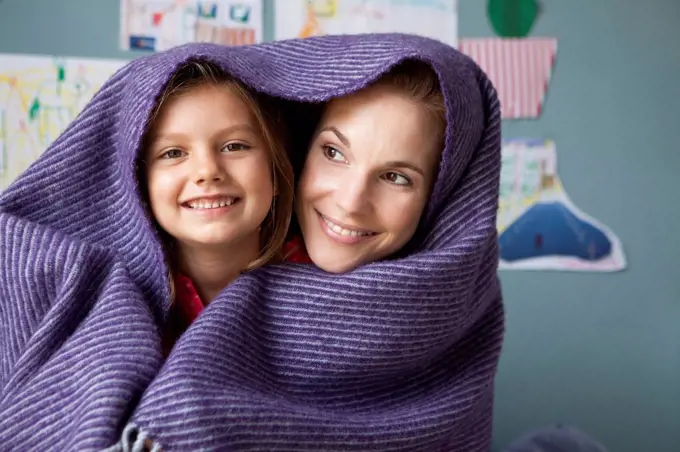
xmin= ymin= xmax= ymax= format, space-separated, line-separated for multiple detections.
xmin=222 ymin=142 xmax=250 ymax=152
xmin=383 ymin=172 xmax=412 ymax=186
xmin=161 ymin=149 xmax=184 ymax=159
xmin=322 ymin=145 xmax=346 ymax=162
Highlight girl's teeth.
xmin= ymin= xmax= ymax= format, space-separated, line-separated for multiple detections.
xmin=189 ymin=198 xmax=235 ymax=209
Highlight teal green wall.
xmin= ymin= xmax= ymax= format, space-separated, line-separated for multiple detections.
xmin=1 ymin=1 xmax=678 ymax=451
xmin=463 ymin=2 xmax=680 ymax=451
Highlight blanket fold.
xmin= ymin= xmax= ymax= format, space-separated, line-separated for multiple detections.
xmin=0 ymin=214 xmax=162 ymax=450
xmin=0 ymin=33 xmax=503 ymax=451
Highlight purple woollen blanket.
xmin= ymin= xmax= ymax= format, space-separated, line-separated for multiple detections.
xmin=0 ymin=34 xmax=504 ymax=451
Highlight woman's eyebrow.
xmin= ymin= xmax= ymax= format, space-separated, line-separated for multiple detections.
xmin=385 ymin=161 xmax=425 ymax=176
xmin=319 ymin=126 xmax=350 ymax=147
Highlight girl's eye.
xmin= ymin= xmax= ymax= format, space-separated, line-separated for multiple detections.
xmin=222 ymin=142 xmax=250 ymax=152
xmin=161 ymin=149 xmax=184 ymax=159
xmin=322 ymin=145 xmax=346 ymax=163
xmin=382 ymin=172 xmax=412 ymax=186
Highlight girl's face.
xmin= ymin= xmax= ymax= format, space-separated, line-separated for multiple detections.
xmin=144 ymin=84 xmax=273 ymax=252
xmin=296 ymin=84 xmax=443 ymax=273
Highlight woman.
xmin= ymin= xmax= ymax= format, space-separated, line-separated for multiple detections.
xmin=0 ymin=33 xmax=504 ymax=451
xmin=290 ymin=59 xmax=446 ymax=273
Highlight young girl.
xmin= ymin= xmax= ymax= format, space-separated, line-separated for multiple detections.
xmin=137 ymin=60 xmax=294 ymax=352
xmin=289 ymin=60 xmax=446 ymax=273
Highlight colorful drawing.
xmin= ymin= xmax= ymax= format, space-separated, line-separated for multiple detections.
xmin=120 ymin=0 xmax=262 ymax=51
xmin=0 ymin=54 xmax=126 ymax=191
xmin=497 ymin=139 xmax=626 ymax=272
xmin=275 ymin=0 xmax=458 ymax=48
xmin=309 ymin=0 xmax=337 ymax=17
xmin=299 ymin=4 xmax=324 ymax=38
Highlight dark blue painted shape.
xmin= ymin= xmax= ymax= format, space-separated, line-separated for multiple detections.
xmin=499 ymin=202 xmax=612 ymax=262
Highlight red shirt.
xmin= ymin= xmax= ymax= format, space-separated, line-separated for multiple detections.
xmin=162 ymin=237 xmax=311 ymax=355
xmin=161 ymin=273 xmax=204 ymax=356
xmin=282 ymin=235 xmax=313 ymax=264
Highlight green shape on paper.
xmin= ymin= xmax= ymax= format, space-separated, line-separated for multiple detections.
xmin=487 ymin=0 xmax=540 ymax=38
xmin=55 ymin=64 xmax=65 ymax=96
xmin=29 ymin=98 xmax=40 ymax=121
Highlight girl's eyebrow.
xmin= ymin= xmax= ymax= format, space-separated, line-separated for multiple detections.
xmin=151 ymin=124 xmax=257 ymax=143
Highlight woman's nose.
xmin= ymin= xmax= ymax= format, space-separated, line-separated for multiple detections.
xmin=335 ymin=176 xmax=372 ymax=215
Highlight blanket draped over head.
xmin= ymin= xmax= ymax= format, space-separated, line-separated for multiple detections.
xmin=0 ymin=34 xmax=503 ymax=451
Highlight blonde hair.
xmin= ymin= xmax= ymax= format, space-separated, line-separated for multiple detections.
xmin=139 ymin=60 xmax=294 ymax=303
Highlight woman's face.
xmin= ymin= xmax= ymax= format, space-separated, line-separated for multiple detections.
xmin=296 ymin=84 xmax=443 ymax=273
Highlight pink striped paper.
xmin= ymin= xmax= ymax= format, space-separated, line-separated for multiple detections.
xmin=459 ymin=38 xmax=557 ymax=119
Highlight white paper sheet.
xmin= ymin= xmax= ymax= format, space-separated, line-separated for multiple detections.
xmin=274 ymin=0 xmax=457 ymax=48
xmin=498 ymin=139 xmax=626 ymax=272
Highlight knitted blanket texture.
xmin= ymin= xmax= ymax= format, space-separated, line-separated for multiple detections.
xmin=0 ymin=33 xmax=503 ymax=451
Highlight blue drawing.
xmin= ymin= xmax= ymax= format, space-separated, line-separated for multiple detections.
xmin=198 ymin=3 xmax=218 ymax=19
xmin=129 ymin=35 xmax=156 ymax=51
xmin=499 ymin=201 xmax=613 ymax=262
